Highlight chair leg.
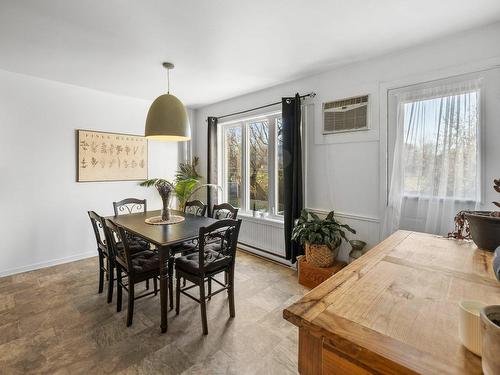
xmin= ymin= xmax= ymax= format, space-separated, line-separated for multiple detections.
xmin=153 ymin=277 xmax=158 ymax=296
xmin=199 ymin=278 xmax=208 ymax=335
xmin=168 ymin=258 xmax=174 ymax=310
xmin=228 ymin=269 xmax=235 ymax=318
xmin=207 ymin=277 xmax=212 ymax=300
xmin=127 ymin=276 xmax=135 ymax=327
xmin=146 ymin=279 xmax=150 ymax=290
xmin=98 ymin=254 xmax=104 ymax=294
xmin=116 ymin=266 xmax=123 ymax=312
xmin=183 ymin=277 xmax=186 ymax=287
xmin=107 ymin=260 xmax=114 ymax=304
xmin=175 ymin=275 xmax=181 ymax=315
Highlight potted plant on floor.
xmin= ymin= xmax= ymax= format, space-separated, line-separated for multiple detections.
xmin=450 ymin=179 xmax=500 ymax=251
xmin=292 ymin=210 xmax=356 ymax=267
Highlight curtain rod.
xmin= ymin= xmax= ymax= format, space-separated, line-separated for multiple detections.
xmin=212 ymin=92 xmax=316 ymax=121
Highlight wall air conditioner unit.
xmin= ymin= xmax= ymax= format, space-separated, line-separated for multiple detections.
xmin=323 ymin=95 xmax=369 ymax=134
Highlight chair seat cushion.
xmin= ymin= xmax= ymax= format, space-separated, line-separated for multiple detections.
xmin=176 ymin=249 xmax=231 ymax=275
xmin=116 ymin=241 xmax=150 ymax=255
xmin=129 ymin=235 xmax=151 ymax=249
xmin=131 ymin=251 xmax=160 ymax=273
xmin=171 ymin=241 xmax=197 ymax=255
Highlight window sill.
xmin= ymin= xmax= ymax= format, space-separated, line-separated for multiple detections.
xmin=402 ymin=194 xmax=479 ymax=204
xmin=237 ymin=212 xmax=284 ymax=227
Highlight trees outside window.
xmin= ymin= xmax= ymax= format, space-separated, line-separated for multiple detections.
xmin=221 ymin=112 xmax=283 ymax=217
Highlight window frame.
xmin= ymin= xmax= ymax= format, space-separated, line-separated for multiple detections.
xmin=218 ymin=110 xmax=283 ymax=220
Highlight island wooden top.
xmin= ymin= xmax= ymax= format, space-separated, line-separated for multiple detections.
xmin=283 ymin=231 xmax=500 ymax=374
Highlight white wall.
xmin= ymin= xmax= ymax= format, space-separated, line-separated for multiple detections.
xmin=193 ymin=22 xmax=500 ymax=262
xmin=0 ymin=69 xmax=179 ymax=276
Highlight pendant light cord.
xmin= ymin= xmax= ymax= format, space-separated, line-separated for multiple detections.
xmin=167 ymin=68 xmax=170 ymax=94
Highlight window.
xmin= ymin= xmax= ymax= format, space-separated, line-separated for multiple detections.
xmin=400 ymin=88 xmax=480 ymax=200
xmin=385 ymin=77 xmax=482 ymax=236
xmin=220 ymin=112 xmax=283 ymax=218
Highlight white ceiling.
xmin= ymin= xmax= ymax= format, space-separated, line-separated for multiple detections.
xmin=1 ymin=0 xmax=500 ymax=107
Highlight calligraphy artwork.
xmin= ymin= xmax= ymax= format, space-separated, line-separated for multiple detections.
xmin=77 ymin=130 xmax=148 ymax=182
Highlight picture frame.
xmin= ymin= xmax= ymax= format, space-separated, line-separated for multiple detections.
xmin=76 ymin=129 xmax=148 ymax=182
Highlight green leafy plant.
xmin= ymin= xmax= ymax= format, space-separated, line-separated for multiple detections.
xmin=292 ymin=210 xmax=356 ymax=250
xmin=139 ymin=178 xmax=172 ymax=188
xmin=174 ymin=157 xmax=202 ymax=210
xmin=140 ymin=157 xmax=222 ymax=211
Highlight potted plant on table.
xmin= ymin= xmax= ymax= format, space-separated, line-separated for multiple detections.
xmin=292 ymin=210 xmax=356 ymax=268
xmin=449 ymin=179 xmax=500 ymax=251
xmin=140 ymin=157 xmax=221 ymax=219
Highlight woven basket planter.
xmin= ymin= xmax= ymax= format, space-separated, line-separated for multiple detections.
xmin=305 ymin=243 xmax=339 ymax=268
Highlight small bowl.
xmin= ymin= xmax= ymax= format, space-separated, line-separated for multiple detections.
xmin=458 ymin=300 xmax=486 ymax=356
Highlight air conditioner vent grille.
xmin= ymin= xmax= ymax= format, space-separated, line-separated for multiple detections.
xmin=323 ymin=95 xmax=369 ymax=134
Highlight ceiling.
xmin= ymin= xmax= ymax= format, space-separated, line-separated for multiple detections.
xmin=1 ymin=1 xmax=500 ymax=108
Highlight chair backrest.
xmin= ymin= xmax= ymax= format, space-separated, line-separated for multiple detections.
xmin=198 ymin=219 xmax=242 ymax=273
xmin=113 ymin=198 xmax=147 ymax=216
xmin=88 ymin=211 xmax=108 ymax=255
xmin=104 ymin=219 xmax=134 ymax=273
xmin=184 ymin=200 xmax=207 ymax=217
xmin=211 ymin=203 xmax=238 ymax=220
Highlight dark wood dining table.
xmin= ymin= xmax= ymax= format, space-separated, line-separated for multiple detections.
xmin=106 ymin=209 xmax=218 ymax=333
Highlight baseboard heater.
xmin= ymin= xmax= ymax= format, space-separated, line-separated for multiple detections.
xmin=237 ymin=241 xmax=291 ymax=266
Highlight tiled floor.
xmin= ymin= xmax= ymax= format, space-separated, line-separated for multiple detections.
xmin=0 ymin=251 xmax=307 ymax=374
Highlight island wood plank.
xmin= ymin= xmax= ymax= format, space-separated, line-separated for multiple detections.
xmin=284 ymin=231 xmax=500 ymax=374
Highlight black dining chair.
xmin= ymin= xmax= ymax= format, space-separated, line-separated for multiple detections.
xmin=113 ymin=198 xmax=152 ymax=262
xmin=88 ymin=211 xmax=114 ymax=303
xmin=171 ymin=200 xmax=209 ymax=255
xmin=88 ymin=211 xmax=157 ymax=303
xmin=113 ymin=198 xmax=147 ymax=216
xmin=175 ymin=219 xmax=242 ymax=335
xmin=104 ymin=219 xmax=160 ymax=327
xmin=211 ymin=203 xmax=238 ymax=220
xmin=184 ymin=200 xmax=208 ymax=217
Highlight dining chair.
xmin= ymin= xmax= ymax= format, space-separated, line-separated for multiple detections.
xmin=171 ymin=200 xmax=209 ymax=255
xmin=104 ymin=219 xmax=160 ymax=327
xmin=175 ymin=219 xmax=242 ymax=335
xmin=88 ymin=211 xmax=114 ymax=303
xmin=211 ymin=203 xmax=238 ymax=220
xmin=184 ymin=200 xmax=208 ymax=217
xmin=113 ymin=198 xmax=147 ymax=216
xmin=113 ymin=197 xmax=152 ymax=255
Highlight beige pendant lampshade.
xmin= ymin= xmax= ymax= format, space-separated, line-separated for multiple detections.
xmin=145 ymin=62 xmax=191 ymax=141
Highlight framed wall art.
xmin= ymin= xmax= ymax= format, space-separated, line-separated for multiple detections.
xmin=77 ymin=129 xmax=148 ymax=182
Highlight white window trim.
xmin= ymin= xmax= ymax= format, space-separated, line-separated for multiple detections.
xmin=218 ymin=110 xmax=284 ymax=221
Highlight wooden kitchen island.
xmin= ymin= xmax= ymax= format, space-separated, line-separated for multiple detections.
xmin=283 ymin=231 xmax=500 ymax=374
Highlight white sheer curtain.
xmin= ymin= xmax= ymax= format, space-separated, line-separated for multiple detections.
xmin=384 ymin=78 xmax=482 ymax=237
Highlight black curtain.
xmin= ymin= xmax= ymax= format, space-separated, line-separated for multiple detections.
xmin=282 ymin=94 xmax=303 ymax=263
xmin=207 ymin=116 xmax=218 ymax=216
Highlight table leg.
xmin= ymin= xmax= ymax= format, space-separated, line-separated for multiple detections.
xmin=168 ymin=253 xmax=174 ymax=310
xmin=159 ymin=246 xmax=169 ymax=333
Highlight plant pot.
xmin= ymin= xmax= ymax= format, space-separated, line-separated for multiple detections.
xmin=480 ymin=305 xmax=500 ymax=375
xmin=305 ymin=243 xmax=338 ymax=268
xmin=348 ymin=240 xmax=367 ymax=263
xmin=465 ymin=212 xmax=500 ymax=251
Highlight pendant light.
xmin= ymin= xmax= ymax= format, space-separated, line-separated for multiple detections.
xmin=145 ymin=62 xmax=191 ymax=141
